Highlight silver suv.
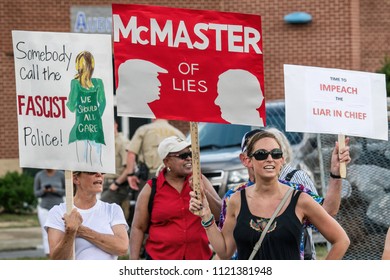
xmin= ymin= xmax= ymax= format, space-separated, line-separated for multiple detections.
xmin=193 ymin=99 xmax=305 ymax=197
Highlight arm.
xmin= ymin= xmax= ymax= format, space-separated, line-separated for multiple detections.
xmin=201 ymin=174 xmax=222 ymax=221
xmin=109 ymin=139 xmax=131 ymax=192
xmin=51 ymin=172 xmax=66 ymax=197
xmin=33 ymin=173 xmax=43 ymax=197
xmin=382 ymin=228 xmax=390 ymax=260
xmin=48 ymin=208 xmax=82 ymax=260
xmin=66 ymin=80 xmax=78 ymax=112
xmin=126 ymin=127 xmax=145 ymax=190
xmin=189 ymin=189 xmax=237 ymax=259
xmin=129 ymin=183 xmax=151 ymax=260
xmin=126 ymin=151 xmax=140 ymax=190
xmin=298 ymin=193 xmax=350 ymax=260
xmin=322 ymin=137 xmax=351 ymax=216
xmin=96 ymin=78 xmax=106 ymax=116
xmin=77 ymin=223 xmax=128 ymax=256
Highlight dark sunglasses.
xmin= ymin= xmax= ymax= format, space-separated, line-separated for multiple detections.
xmin=169 ymin=151 xmax=192 ymax=160
xmin=251 ymin=149 xmax=283 ymax=161
xmin=83 ymin=172 xmax=105 ymax=176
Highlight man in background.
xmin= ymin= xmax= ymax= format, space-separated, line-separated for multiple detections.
xmin=100 ymin=118 xmax=131 ymax=220
xmin=126 ymin=119 xmax=185 ymax=192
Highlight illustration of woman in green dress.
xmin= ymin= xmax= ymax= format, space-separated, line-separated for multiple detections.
xmin=66 ymin=51 xmax=106 ymax=166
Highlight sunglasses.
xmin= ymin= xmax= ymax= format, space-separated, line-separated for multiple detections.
xmin=82 ymin=172 xmax=105 ymax=176
xmin=169 ymin=151 xmax=192 ymax=160
xmin=251 ymin=149 xmax=283 ymax=161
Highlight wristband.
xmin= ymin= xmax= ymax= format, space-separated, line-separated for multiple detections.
xmin=329 ymin=172 xmax=342 ymax=179
xmin=114 ymin=181 xmax=121 ymax=187
xmin=127 ymin=173 xmax=135 ymax=177
xmin=201 ymin=214 xmax=215 ymax=228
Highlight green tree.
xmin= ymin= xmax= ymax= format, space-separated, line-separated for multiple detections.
xmin=0 ymin=172 xmax=36 ymax=213
xmin=377 ymin=56 xmax=390 ymax=97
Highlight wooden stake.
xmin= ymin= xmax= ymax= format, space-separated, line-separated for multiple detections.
xmin=65 ymin=170 xmax=75 ymax=260
xmin=338 ymin=134 xmax=347 ymax=178
xmin=190 ymin=122 xmax=203 ymax=215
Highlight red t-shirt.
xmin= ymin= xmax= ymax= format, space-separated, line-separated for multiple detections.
xmin=145 ymin=170 xmax=212 ymax=260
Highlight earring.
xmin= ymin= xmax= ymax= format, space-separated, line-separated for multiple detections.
xmin=167 ymin=167 xmax=171 ymax=172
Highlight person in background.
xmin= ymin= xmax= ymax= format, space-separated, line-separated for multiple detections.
xmin=34 ymin=169 xmax=66 ymax=256
xmin=382 ymin=228 xmax=390 ymax=260
xmin=100 ymin=118 xmax=131 ymax=220
xmin=218 ymin=128 xmax=351 ymax=260
xmin=190 ymin=130 xmax=350 ymax=260
xmin=45 ymin=171 xmax=129 ymax=260
xmin=125 ymin=119 xmax=186 ymax=228
xmin=126 ymin=119 xmax=186 ymax=192
xmin=129 ymin=136 xmax=221 ymax=260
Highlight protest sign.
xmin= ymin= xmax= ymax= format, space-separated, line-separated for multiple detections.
xmin=284 ymin=64 xmax=388 ymax=141
xmin=12 ymin=31 xmax=115 ymax=173
xmin=112 ymin=4 xmax=265 ymax=127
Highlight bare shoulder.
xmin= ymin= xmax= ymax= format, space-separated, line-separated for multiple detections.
xmin=136 ymin=182 xmax=152 ymax=204
xmin=297 ymin=191 xmax=319 ymax=208
xmin=228 ymin=189 xmax=243 ymax=212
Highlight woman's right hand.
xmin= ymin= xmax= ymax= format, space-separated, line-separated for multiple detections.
xmin=189 ymin=190 xmax=210 ymax=218
xmin=63 ymin=208 xmax=83 ymax=234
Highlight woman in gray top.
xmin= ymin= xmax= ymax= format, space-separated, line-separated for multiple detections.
xmin=34 ymin=169 xmax=65 ymax=256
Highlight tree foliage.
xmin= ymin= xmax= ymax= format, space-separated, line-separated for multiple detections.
xmin=0 ymin=172 xmax=36 ymax=214
xmin=377 ymin=56 xmax=390 ymax=97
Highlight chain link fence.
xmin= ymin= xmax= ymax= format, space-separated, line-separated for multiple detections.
xmin=264 ymin=99 xmax=390 ymax=260
xmin=288 ymin=129 xmax=390 ymax=260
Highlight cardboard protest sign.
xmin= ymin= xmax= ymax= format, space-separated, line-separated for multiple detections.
xmin=12 ymin=31 xmax=115 ymax=173
xmin=284 ymin=64 xmax=388 ymax=141
xmin=112 ymin=4 xmax=265 ymax=127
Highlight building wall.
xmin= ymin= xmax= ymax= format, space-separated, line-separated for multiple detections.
xmin=1 ymin=0 xmax=390 ymax=175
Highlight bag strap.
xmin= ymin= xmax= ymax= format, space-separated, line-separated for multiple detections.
xmin=148 ymin=177 xmax=157 ymax=215
xmin=248 ymin=187 xmax=294 ymax=260
xmin=285 ymin=169 xmax=299 ymax=182
xmin=145 ymin=177 xmax=157 ymax=234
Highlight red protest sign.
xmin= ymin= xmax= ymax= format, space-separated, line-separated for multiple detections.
xmin=113 ymin=4 xmax=265 ymax=126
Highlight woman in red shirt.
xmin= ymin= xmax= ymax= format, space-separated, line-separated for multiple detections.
xmin=129 ymin=136 xmax=221 ymax=260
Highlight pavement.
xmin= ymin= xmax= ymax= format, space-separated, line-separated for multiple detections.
xmin=0 ymin=227 xmax=46 ymax=259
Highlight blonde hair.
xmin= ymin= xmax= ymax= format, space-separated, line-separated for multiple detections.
xmin=246 ymin=130 xmax=282 ymax=158
xmin=75 ymin=51 xmax=95 ymax=89
xmin=265 ymin=127 xmax=293 ymax=164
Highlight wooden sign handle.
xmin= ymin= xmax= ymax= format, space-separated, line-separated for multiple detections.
xmin=338 ymin=134 xmax=347 ymax=178
xmin=190 ymin=122 xmax=203 ymax=216
xmin=65 ymin=170 xmax=74 ymax=214
xmin=65 ymin=170 xmax=75 ymax=259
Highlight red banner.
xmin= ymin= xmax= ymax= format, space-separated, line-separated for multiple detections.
xmin=113 ymin=4 xmax=265 ymax=126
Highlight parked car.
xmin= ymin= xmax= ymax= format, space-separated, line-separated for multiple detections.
xmin=193 ymin=99 xmax=306 ymax=198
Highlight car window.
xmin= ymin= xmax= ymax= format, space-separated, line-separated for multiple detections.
xmin=196 ymin=123 xmax=252 ymax=150
xmin=187 ymin=101 xmax=304 ymax=149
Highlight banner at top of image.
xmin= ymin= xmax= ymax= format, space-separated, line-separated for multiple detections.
xmin=112 ymin=4 xmax=265 ymax=127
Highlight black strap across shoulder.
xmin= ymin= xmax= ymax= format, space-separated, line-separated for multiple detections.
xmin=148 ymin=177 xmax=157 ymax=215
xmin=285 ymin=169 xmax=299 ymax=182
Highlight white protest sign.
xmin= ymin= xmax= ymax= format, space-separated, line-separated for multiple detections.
xmin=284 ymin=64 xmax=388 ymax=141
xmin=12 ymin=31 xmax=115 ymax=173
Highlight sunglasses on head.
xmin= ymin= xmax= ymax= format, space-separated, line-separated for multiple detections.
xmin=169 ymin=151 xmax=192 ymax=160
xmin=251 ymin=149 xmax=283 ymax=161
